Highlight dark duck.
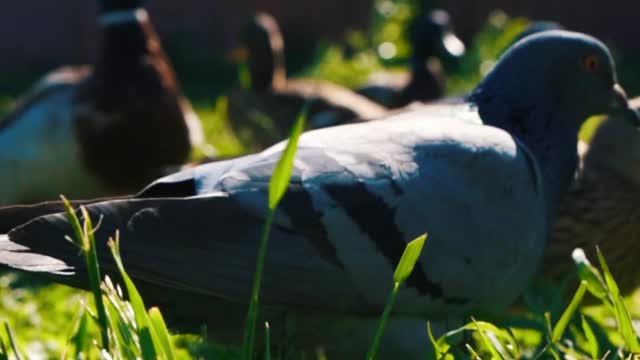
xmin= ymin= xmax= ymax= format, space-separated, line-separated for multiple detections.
xmin=227 ymin=12 xmax=388 ymax=150
xmin=0 ymin=0 xmax=204 ymax=205
xmin=357 ymin=9 xmax=465 ymax=108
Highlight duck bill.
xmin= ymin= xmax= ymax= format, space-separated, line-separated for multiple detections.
xmin=609 ymin=84 xmax=640 ymax=126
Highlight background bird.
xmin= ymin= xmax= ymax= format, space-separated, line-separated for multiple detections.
xmin=0 ymin=31 xmax=634 ymax=358
xmin=357 ymin=9 xmax=465 ymax=108
xmin=226 ymin=12 xmax=388 ymax=151
xmin=0 ymin=0 xmax=205 ymax=206
xmin=544 ymin=97 xmax=640 ymax=295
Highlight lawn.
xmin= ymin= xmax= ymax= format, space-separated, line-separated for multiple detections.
xmin=1 ymin=4 xmax=640 ymax=359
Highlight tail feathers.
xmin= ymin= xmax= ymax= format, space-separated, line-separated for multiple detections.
xmin=0 ymin=234 xmax=74 ymax=275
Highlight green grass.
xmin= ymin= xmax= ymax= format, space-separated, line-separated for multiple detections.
xmin=1 ymin=5 xmax=640 ymax=359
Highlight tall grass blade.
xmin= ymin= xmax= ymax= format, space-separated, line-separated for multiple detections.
xmin=367 ymin=234 xmax=427 ymax=359
xmin=61 ymin=199 xmax=110 ymax=350
xmin=470 ymin=317 xmax=504 ymax=360
xmin=595 ymin=247 xmax=620 ymax=298
xmin=107 ymin=235 xmax=161 ymax=360
xmin=572 ymin=248 xmax=607 ymax=300
xmin=0 ymin=337 xmax=7 ymax=360
xmin=242 ymin=107 xmax=306 ymax=359
xmin=581 ymin=315 xmax=599 ymax=359
xmin=366 ymin=282 xmax=400 ymax=360
xmin=69 ymin=309 xmax=90 ymax=358
xmin=465 ymin=344 xmax=481 ymax=360
xmin=551 ymin=281 xmax=587 ymax=343
xmin=428 ymin=322 xmax=448 ymax=359
xmin=3 ymin=322 xmax=20 ymax=360
xmin=612 ymin=294 xmax=640 ymax=353
xmin=268 ymin=104 xmax=307 ymax=210
xmin=393 ymin=234 xmax=427 ymax=284
xmin=148 ymin=307 xmax=176 ymax=360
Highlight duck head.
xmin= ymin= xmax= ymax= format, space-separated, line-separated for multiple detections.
xmin=235 ymin=12 xmax=287 ymax=92
xmin=409 ymin=9 xmax=465 ymax=67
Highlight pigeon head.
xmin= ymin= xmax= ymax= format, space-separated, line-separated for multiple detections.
xmin=473 ymin=30 xmax=637 ymax=133
xmin=472 ymin=30 xmax=639 ymax=211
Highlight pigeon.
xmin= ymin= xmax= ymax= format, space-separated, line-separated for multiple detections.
xmin=357 ymin=9 xmax=465 ymax=108
xmin=0 ymin=0 xmax=205 ymax=206
xmin=0 ymin=31 xmax=636 ymax=358
xmin=226 ymin=12 xmax=388 ymax=150
xmin=544 ymin=97 xmax=640 ymax=294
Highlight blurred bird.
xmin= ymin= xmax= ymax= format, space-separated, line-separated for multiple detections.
xmin=357 ymin=9 xmax=465 ymax=108
xmin=0 ymin=0 xmax=205 ymax=205
xmin=0 ymin=31 xmax=635 ymax=358
xmin=227 ymin=12 xmax=388 ymax=150
xmin=544 ymin=98 xmax=640 ymax=295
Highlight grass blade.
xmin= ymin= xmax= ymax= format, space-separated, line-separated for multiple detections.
xmin=428 ymin=322 xmax=448 ymax=359
xmin=366 ymin=282 xmax=400 ymax=360
xmin=4 ymin=322 xmax=20 ymax=360
xmin=581 ymin=315 xmax=599 ymax=359
xmin=572 ymin=248 xmax=608 ymax=301
xmin=368 ymin=234 xmax=428 ymax=359
xmin=61 ymin=200 xmax=110 ymax=350
xmin=551 ymin=281 xmax=587 ymax=342
xmin=243 ymin=107 xmax=306 ymax=359
xmin=470 ymin=317 xmax=504 ymax=360
xmin=393 ymin=234 xmax=427 ymax=284
xmin=612 ymin=294 xmax=640 ymax=353
xmin=267 ymin=104 xmax=307 ymax=210
xmin=107 ymin=235 xmax=160 ymax=360
xmin=69 ymin=309 xmax=90 ymax=358
xmin=595 ymin=247 xmax=620 ymax=298
xmin=148 ymin=307 xmax=176 ymax=360
xmin=0 ymin=336 xmax=7 ymax=360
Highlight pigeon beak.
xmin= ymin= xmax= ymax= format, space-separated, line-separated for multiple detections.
xmin=610 ymin=84 xmax=640 ymax=127
xmin=610 ymin=83 xmax=640 ymax=127
xmin=440 ymin=30 xmax=466 ymax=59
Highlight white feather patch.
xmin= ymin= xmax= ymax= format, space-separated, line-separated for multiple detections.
xmin=0 ymin=86 xmax=108 ymax=205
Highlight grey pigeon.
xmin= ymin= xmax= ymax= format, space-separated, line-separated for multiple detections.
xmin=0 ymin=31 xmax=636 ymax=358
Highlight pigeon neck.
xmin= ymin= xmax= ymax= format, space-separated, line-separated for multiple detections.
xmin=475 ymin=96 xmax=581 ymax=216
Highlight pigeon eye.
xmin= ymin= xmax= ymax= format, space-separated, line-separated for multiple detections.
xmin=582 ymin=55 xmax=600 ymax=72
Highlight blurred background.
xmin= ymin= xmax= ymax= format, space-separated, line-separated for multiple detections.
xmin=1 ymin=0 xmax=639 ymax=157
xmin=1 ymin=0 xmax=639 ymax=67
